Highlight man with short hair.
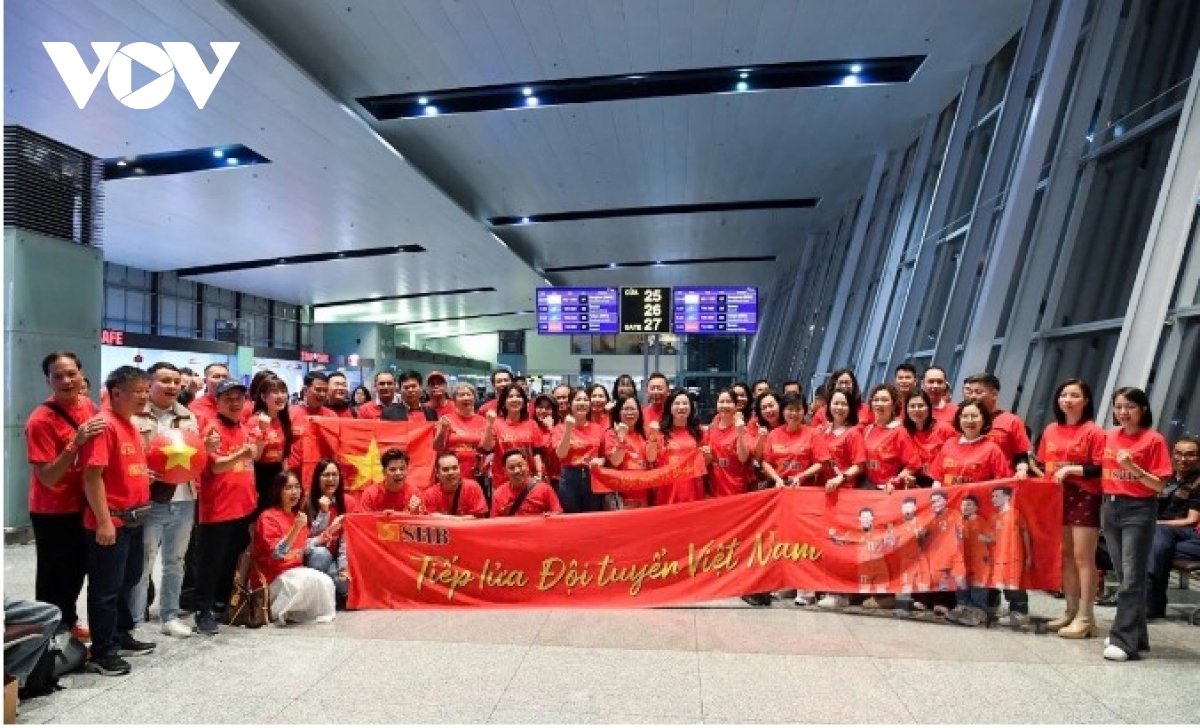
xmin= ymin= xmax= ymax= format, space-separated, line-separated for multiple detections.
xmin=381 ymin=370 xmax=438 ymax=422
xmin=356 ymin=371 xmax=398 ymax=420
xmin=490 ymin=450 xmax=562 ymax=517
xmin=988 ymin=486 xmax=1032 ymax=626
xmin=478 ymin=369 xmax=514 ymax=416
xmin=751 ymin=379 xmax=772 ymax=400
xmin=25 ymin=351 xmax=105 ymax=642
xmin=923 ymin=365 xmax=957 ymax=425
xmin=80 ymin=366 xmax=155 ymax=675
xmin=962 ymin=373 xmax=1031 ymax=477
xmin=130 ymin=362 xmax=216 ymax=639
xmin=288 ymin=371 xmax=335 ymax=470
xmin=425 ymin=371 xmax=454 ymax=417
xmin=1146 ymin=436 xmax=1200 ymax=619
xmin=423 ymin=452 xmax=489 ymax=518
xmin=642 ymin=373 xmax=671 ymax=424
xmin=325 ymin=371 xmax=356 ymax=419
xmin=894 ymin=364 xmax=919 ymax=400
xmin=358 ymin=449 xmax=423 ymax=513
xmin=177 ymin=367 xmax=202 ymax=407
xmin=187 ymin=362 xmax=231 ymax=425
xmin=781 ymin=380 xmax=803 ymax=397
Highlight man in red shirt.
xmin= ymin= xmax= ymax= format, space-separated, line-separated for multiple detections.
xmin=922 ymin=366 xmax=957 ymax=425
xmin=358 ymin=449 xmax=423 ymax=513
xmin=186 ymin=362 xmax=231 ymax=426
xmin=425 ymin=371 xmax=454 ymax=418
xmin=491 ymin=450 xmax=562 ymax=517
xmin=80 ymin=366 xmax=155 ymax=675
xmin=642 ymin=372 xmax=670 ymax=425
xmin=963 ymin=373 xmax=1031 ymax=476
xmin=193 ymin=379 xmax=259 ymax=636
xmin=25 ymin=351 xmax=106 ymax=642
xmin=477 ymin=369 xmax=514 ymax=416
xmin=287 ymin=371 xmax=335 ymax=471
xmin=423 ymin=453 xmax=489 ymax=518
xmin=325 ymin=372 xmax=356 ymax=419
xmin=381 ymin=370 xmax=439 ymax=422
xmin=894 ymin=364 xmax=919 ymax=402
xmin=356 ymin=371 xmax=398 ymax=420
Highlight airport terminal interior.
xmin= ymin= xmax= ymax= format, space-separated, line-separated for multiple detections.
xmin=4 ymin=0 xmax=1200 ymax=723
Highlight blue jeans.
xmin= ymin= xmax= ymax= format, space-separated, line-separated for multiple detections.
xmin=1146 ymin=524 xmax=1200 ymax=617
xmin=559 ymin=466 xmax=602 ymax=514
xmin=1101 ymin=495 xmax=1156 ymax=655
xmin=86 ymin=525 xmax=145 ymax=659
xmin=306 ymin=546 xmax=348 ymax=599
xmin=130 ymin=501 xmax=195 ymax=625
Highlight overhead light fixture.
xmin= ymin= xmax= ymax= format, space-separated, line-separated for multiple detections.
xmin=101 ymin=143 xmax=270 ymax=181
xmin=842 ymin=75 xmax=860 ymax=86
xmin=424 ymin=105 xmax=439 ymax=116
xmin=522 ymin=87 xmax=533 ymax=96
xmin=212 ymin=149 xmax=224 ymax=158
xmin=115 ymin=160 xmax=127 ymax=167
xmin=736 ymin=81 xmax=748 ymax=92
xmin=525 ymin=96 xmax=539 ymax=106
xmin=739 ymin=72 xmax=749 ymax=79
xmin=490 ymin=197 xmax=819 ymax=226
xmin=851 ymin=64 xmax=863 ymax=74
xmin=418 ymin=96 xmax=428 ymax=105
xmin=520 ymin=216 xmax=531 ymax=224
xmin=226 ymin=157 xmax=239 ymax=165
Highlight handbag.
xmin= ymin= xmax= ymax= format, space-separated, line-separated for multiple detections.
xmin=223 ymin=548 xmax=271 ymax=629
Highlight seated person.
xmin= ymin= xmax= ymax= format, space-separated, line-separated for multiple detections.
xmin=422 ymin=453 xmax=488 ymax=518
xmin=252 ymin=471 xmax=336 ymax=626
xmin=305 ymin=459 xmax=348 ymax=607
xmin=1147 ymin=436 xmax=1200 ymax=619
xmin=4 ymin=597 xmax=61 ymax=696
xmin=358 ymin=449 xmax=423 ymax=514
xmin=490 ymin=450 xmax=563 ymax=517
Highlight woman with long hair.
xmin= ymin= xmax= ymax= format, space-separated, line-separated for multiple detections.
xmin=647 ymin=389 xmax=706 ymax=505
xmin=252 ymin=470 xmax=336 ymax=625
xmin=1100 ymin=387 xmax=1171 ymax=662
xmin=819 ymin=389 xmax=867 ymax=491
xmin=533 ymin=394 xmax=563 ymax=490
xmin=904 ymin=390 xmax=957 ymax=487
xmin=703 ymin=389 xmax=755 ymax=498
xmin=1037 ymin=379 xmax=1107 ymax=639
xmin=602 ymin=394 xmax=655 ymax=509
xmin=812 ymin=369 xmax=872 ymax=427
xmin=555 ymin=388 xmax=606 ymax=513
xmin=252 ymin=374 xmax=293 ymax=513
xmin=304 ymin=460 xmax=348 ymax=606
xmin=612 ymin=374 xmax=638 ymax=403
xmin=730 ymin=382 xmax=755 ymax=425
xmin=587 ymin=383 xmax=612 ymax=430
xmin=860 ymin=384 xmax=921 ymax=492
xmin=480 ymin=384 xmax=545 ymax=493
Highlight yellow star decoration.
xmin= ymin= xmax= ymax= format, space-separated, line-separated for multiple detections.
xmin=160 ymin=439 xmax=198 ymax=471
xmin=343 ymin=438 xmax=384 ymax=491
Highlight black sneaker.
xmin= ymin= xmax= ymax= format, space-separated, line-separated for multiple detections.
xmin=86 ymin=653 xmax=131 ymax=676
xmin=195 ymin=611 xmax=220 ymax=635
xmin=117 ymin=633 xmax=157 ymax=656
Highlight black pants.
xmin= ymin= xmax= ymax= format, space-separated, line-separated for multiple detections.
xmin=559 ymin=466 xmax=603 ymax=514
xmin=194 ymin=516 xmax=253 ymax=615
xmin=85 ymin=524 xmax=145 ymax=659
xmin=254 ymin=462 xmax=284 ymax=515
xmin=178 ymin=521 xmax=202 ymax=612
xmin=30 ymin=512 xmax=88 ymax=629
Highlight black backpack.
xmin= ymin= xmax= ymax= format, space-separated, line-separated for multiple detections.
xmin=18 ymin=632 xmax=87 ymax=699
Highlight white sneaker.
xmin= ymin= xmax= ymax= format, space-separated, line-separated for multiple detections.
xmin=1102 ymin=644 xmax=1129 ymax=662
xmin=794 ymin=591 xmax=816 ymax=606
xmin=161 ymin=618 xmax=193 ymax=638
xmin=817 ymin=594 xmax=848 ymax=609
xmin=997 ymin=612 xmax=1030 ymax=627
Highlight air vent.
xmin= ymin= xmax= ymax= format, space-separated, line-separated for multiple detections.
xmin=4 ymin=126 xmax=103 ymax=247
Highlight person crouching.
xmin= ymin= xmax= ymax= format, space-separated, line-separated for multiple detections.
xmin=252 ymin=471 xmax=336 ymax=626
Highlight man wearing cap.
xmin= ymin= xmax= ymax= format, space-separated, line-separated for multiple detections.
xmin=193 ymin=379 xmax=259 ymax=635
xmin=381 ymin=370 xmax=438 ymax=422
xmin=425 ymin=371 xmax=454 ymax=418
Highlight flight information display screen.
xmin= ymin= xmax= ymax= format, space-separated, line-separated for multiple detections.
xmin=536 ymin=288 xmax=620 ymax=334
xmin=672 ymin=287 xmax=758 ymax=334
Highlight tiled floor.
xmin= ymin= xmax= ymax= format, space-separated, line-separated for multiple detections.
xmin=5 ymin=543 xmax=1200 ymax=724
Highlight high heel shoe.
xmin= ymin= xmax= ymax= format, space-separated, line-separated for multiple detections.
xmin=1058 ymin=615 xmax=1097 ymax=639
xmin=1046 ymin=611 xmax=1076 ymax=631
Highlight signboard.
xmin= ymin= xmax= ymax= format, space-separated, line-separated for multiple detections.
xmin=536 ymin=288 xmax=619 ymax=334
xmin=100 ymin=328 xmax=125 ymax=346
xmin=301 ymin=351 xmax=331 ymax=365
xmin=498 ymin=330 xmax=525 ymax=355
xmin=619 ymin=287 xmax=672 ymax=333
xmin=672 ymin=287 xmax=759 ymax=334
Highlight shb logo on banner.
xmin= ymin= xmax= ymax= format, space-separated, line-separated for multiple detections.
xmin=43 ymin=42 xmax=239 ymax=110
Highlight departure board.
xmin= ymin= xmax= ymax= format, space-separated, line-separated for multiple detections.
xmin=619 ymin=287 xmax=673 ymax=333
xmin=536 ymin=288 xmax=620 ymax=334
xmin=672 ymin=287 xmax=759 ymax=334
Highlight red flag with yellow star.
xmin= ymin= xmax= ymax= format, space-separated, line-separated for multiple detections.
xmin=302 ymin=418 xmax=437 ymax=511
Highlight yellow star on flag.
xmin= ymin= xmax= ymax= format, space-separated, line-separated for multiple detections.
xmin=161 ymin=440 xmax=198 ymax=471
xmin=343 ymin=438 xmax=384 ymax=491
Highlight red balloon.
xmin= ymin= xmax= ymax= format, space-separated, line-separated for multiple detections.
xmin=146 ymin=429 xmax=206 ymax=484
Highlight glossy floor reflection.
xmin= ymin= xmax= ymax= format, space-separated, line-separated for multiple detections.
xmin=5 ymin=543 xmax=1199 ymax=724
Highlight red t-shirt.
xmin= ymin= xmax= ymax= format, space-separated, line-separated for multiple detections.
xmin=422 ymin=479 xmax=489 ymax=517
xmin=1037 ymin=421 xmax=1106 ymax=494
xmin=986 ymin=411 xmax=1032 ymax=462
xmin=703 ymin=423 xmax=755 ymax=497
xmin=356 ymin=400 xmax=391 ymax=420
xmin=255 ymin=416 xmax=288 ymax=465
xmin=288 ymin=404 xmax=335 ymax=471
xmin=928 ymin=437 xmax=1012 ymax=485
xmin=429 ymin=400 xmax=456 ymax=418
xmin=199 ymin=417 xmax=258 ymax=524
xmin=862 ymin=421 xmax=922 ymax=486
xmin=188 ymin=395 xmax=219 ymax=426
xmin=762 ymin=425 xmax=831 ymax=485
xmin=654 ymin=427 xmax=705 ymax=505
xmin=641 ymin=403 xmax=665 ymax=428
xmin=590 ymin=411 xmax=611 ymax=430
xmin=479 ymin=400 xmax=537 ymax=418
xmin=253 ymin=507 xmax=308 ymax=585
xmin=441 ymin=411 xmax=487 ymax=479
xmin=490 ymin=481 xmax=562 ymax=517
xmin=911 ymin=421 xmax=958 ymax=471
xmin=79 ymin=410 xmax=151 ymax=530
xmin=811 ymin=403 xmax=874 ymax=428
xmin=1102 ymin=428 xmax=1172 ymax=498
xmin=326 ymin=403 xmax=357 ymax=419
xmin=358 ymin=482 xmax=424 ymax=513
xmin=25 ymin=396 xmax=97 ymax=514
xmin=821 ymin=425 xmax=867 ymax=482
xmin=930 ymin=401 xmax=958 ymax=426
xmin=490 ymin=419 xmax=546 ymax=484
xmin=602 ymin=429 xmax=651 ymax=506
xmin=552 ymin=421 xmax=605 ymax=467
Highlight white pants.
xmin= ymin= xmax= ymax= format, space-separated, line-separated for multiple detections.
xmin=269 ymin=567 xmax=336 ymax=625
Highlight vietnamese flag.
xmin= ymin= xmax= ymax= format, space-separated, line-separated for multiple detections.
xmin=302 ymin=418 xmax=437 ymax=510
xmin=590 ymin=451 xmax=708 ymax=494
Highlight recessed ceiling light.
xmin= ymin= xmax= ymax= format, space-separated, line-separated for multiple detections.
xmin=418 ymin=97 xmax=428 ymax=105
xmin=525 ymin=96 xmax=539 ymax=106
xmin=520 ymin=216 xmax=531 ymax=224
xmin=116 ymin=160 xmax=127 ymax=167
xmin=739 ymin=72 xmax=749 ymax=79
xmin=522 ymin=87 xmax=533 ymax=96
xmin=212 ymin=149 xmax=224 ymax=158
xmin=424 ymin=105 xmax=439 ymax=116
xmin=226 ymin=157 xmax=239 ymax=165
xmin=736 ymin=81 xmax=748 ymax=92
xmin=851 ymin=64 xmax=863 ymax=74
xmin=842 ymin=75 xmax=860 ymax=86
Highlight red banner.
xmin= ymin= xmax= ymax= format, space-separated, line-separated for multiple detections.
xmin=344 ymin=479 xmax=1062 ymax=609
xmin=302 ymin=418 xmax=437 ymax=509
xmin=589 ymin=452 xmax=708 ymax=493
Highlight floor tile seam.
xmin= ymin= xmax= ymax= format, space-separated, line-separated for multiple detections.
xmin=860 ymin=654 xmax=920 ymax=724
xmin=1044 ymin=660 xmax=1154 ymax=722
xmin=486 ymin=611 xmax=549 ymax=722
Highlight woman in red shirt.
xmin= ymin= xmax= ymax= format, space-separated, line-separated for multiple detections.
xmin=587 ymin=383 xmax=612 ymax=430
xmin=812 ymin=369 xmax=873 ymax=428
xmin=612 ymin=375 xmax=638 ymax=403
xmin=1038 ymin=378 xmax=1106 ymax=639
xmin=433 ymin=384 xmax=488 ymax=484
xmin=703 ymin=389 xmax=755 ymax=498
xmin=861 ymin=384 xmax=922 ymax=492
xmin=730 ymin=383 xmax=755 ymax=428
xmin=251 ymin=374 xmax=293 ymax=513
xmin=647 ymin=390 xmax=706 ymax=505
xmin=533 ymin=394 xmax=563 ymax=491
xmin=1100 ymin=387 xmax=1172 ymax=662
xmin=602 ymin=395 xmax=655 ymax=508
xmin=927 ymin=402 xmax=1012 ymax=486
xmin=304 ymin=459 xmax=348 ymax=606
xmin=760 ymin=393 xmax=829 ymax=489
xmin=752 ymin=392 xmax=782 ymax=453
xmin=903 ymin=390 xmax=956 ymax=486
xmin=820 ymin=390 xmax=867 ymax=491
xmin=252 ymin=471 xmax=336 ymax=626
xmin=480 ymin=385 xmax=546 ymax=492
xmin=554 ymin=388 xmax=607 ymax=513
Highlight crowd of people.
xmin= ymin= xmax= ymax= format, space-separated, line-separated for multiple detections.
xmin=14 ymin=350 xmax=1199 ymax=687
